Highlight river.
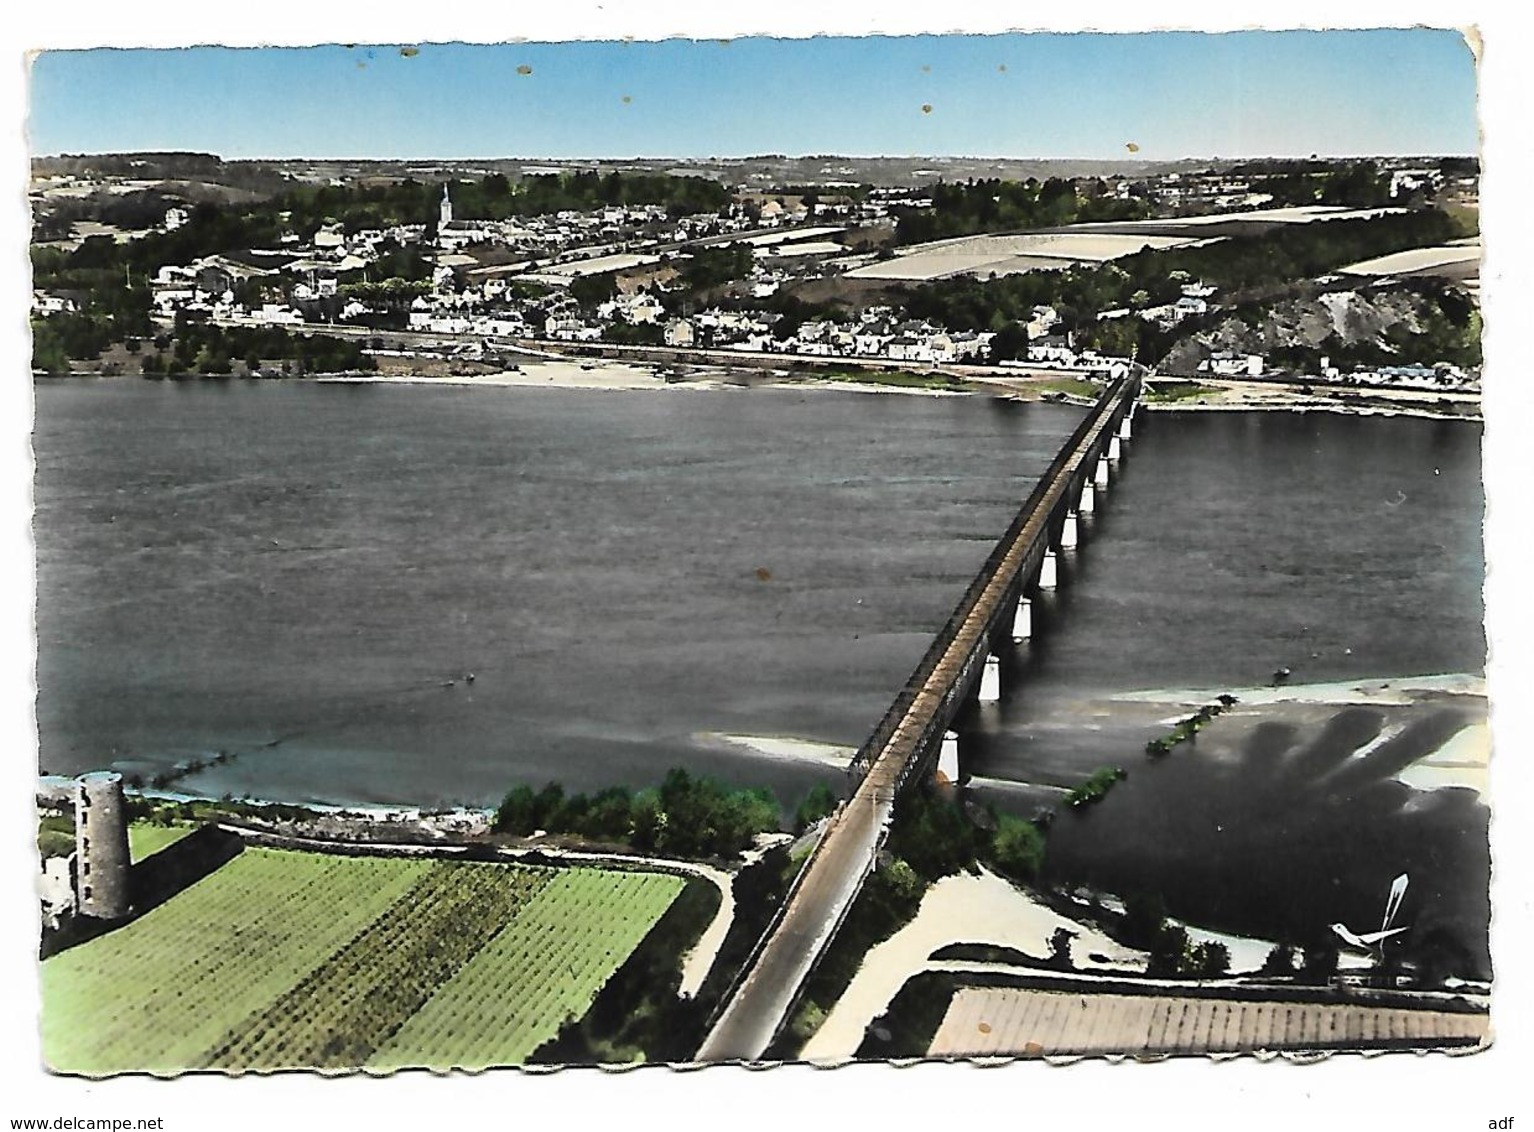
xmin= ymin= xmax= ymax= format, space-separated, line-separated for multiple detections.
xmin=32 ymin=378 xmax=1488 ymax=973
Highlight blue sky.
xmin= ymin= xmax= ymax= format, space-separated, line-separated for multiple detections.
xmin=28 ymin=30 xmax=1478 ymax=160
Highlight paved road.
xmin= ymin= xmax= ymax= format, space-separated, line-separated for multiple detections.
xmin=696 ymin=378 xmax=1137 ymax=1062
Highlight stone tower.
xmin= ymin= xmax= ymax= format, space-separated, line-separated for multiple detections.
xmin=75 ymin=772 xmax=131 ymax=920
xmin=439 ymin=182 xmax=453 ymax=229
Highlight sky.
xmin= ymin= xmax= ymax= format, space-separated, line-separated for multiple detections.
xmin=25 ymin=29 xmax=1479 ymax=161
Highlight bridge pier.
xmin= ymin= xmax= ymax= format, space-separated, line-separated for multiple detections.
xmin=937 ymin=731 xmax=960 ymax=784
xmin=978 ymin=653 xmax=1002 ymax=702
xmin=1061 ymin=511 xmax=1079 ymax=550
xmin=1118 ymin=413 xmax=1133 ymax=441
xmin=1011 ymin=597 xmax=1032 ymax=643
xmin=1108 ymin=435 xmax=1123 ymax=461
xmin=694 ymin=374 xmax=1141 ymax=1065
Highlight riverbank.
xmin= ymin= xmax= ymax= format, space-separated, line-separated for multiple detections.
xmin=317 ymin=357 xmax=729 ymax=392
xmin=1141 ymin=376 xmax=1481 ymax=420
xmin=1108 ymin=673 xmax=1489 ymax=794
xmin=800 ymin=867 xmax=1146 ymax=1062
xmin=57 ymin=358 xmax=1481 ymax=420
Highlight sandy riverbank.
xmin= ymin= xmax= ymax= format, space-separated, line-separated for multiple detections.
xmin=1111 ymin=672 xmax=1485 ymax=709
xmin=800 ymin=867 xmax=1146 ymax=1062
xmin=313 ymin=356 xmax=1480 ymax=419
xmin=317 ymin=358 xmax=728 ymax=392
xmin=1142 ymin=377 xmax=1481 ymax=420
xmin=1109 ymin=673 xmax=1489 ymax=794
xmin=699 ymin=732 xmax=856 ymax=769
xmin=762 ymin=378 xmax=971 ymax=398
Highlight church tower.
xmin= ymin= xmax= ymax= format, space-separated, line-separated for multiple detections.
xmin=439 ymin=183 xmax=453 ymax=229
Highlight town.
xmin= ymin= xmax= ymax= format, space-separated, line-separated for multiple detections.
xmin=30 ymin=152 xmax=1480 ymax=401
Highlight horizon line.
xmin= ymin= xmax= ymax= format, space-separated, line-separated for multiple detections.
xmin=32 ymin=149 xmax=1479 ymax=164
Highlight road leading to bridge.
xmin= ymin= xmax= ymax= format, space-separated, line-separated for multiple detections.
xmin=695 ymin=375 xmax=1139 ymax=1063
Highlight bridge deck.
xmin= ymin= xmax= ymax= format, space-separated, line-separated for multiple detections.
xmin=696 ymin=378 xmax=1137 ymax=1063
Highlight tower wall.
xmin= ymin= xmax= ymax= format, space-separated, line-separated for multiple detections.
xmin=75 ymin=772 xmax=131 ymax=920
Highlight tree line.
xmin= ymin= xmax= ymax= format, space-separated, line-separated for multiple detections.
xmin=893 ymin=176 xmax=1150 ymax=246
xmin=445 ymin=170 xmax=730 ymax=223
xmin=135 ymin=322 xmax=374 ymax=377
xmin=492 ymin=767 xmax=782 ymax=860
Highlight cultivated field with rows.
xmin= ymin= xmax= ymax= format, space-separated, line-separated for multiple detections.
xmin=40 ymin=847 xmax=683 ymax=1075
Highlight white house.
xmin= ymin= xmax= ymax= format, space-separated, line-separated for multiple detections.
xmin=1201 ymin=352 xmax=1264 ymax=378
xmin=1027 ymin=335 xmax=1076 ymax=365
xmin=31 ymin=291 xmax=78 ymax=317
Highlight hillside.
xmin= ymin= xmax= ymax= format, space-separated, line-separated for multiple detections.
xmin=1160 ymin=284 xmax=1479 ymax=376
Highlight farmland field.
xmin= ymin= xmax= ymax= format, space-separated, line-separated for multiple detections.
xmin=1338 ymin=243 xmax=1480 ymax=279
xmin=845 ymin=232 xmax=1209 ymax=282
xmin=36 ymin=819 xmax=192 ymax=863
xmin=40 ymin=847 xmax=684 ymax=1075
xmin=368 ymin=869 xmax=684 ymax=1069
xmin=128 ymin=822 xmax=193 ymax=862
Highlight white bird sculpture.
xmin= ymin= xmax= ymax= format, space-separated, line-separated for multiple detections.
xmin=1330 ymin=873 xmax=1410 ymax=953
xmin=1328 ymin=922 xmax=1408 ymax=950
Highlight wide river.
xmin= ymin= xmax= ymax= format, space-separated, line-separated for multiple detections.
xmin=33 ymin=378 xmax=1488 ymax=969
xmin=34 ymin=378 xmax=1089 ymax=806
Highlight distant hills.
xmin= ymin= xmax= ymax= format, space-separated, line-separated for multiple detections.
xmin=33 ymin=151 xmax=1474 ymax=193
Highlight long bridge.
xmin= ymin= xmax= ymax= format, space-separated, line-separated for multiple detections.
xmin=696 ymin=373 xmax=1143 ymax=1062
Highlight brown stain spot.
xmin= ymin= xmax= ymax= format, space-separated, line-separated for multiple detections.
xmin=621 ymin=95 xmax=633 ymax=105
xmin=516 ymin=64 xmax=533 ymax=76
xmin=977 ymin=1021 xmax=992 ymax=1034
xmin=921 ymin=64 xmax=931 ymax=73
xmin=399 ymin=46 xmax=420 ymax=58
xmin=1125 ymin=141 xmax=1141 ymax=153
xmin=921 ymin=104 xmax=933 ymax=115
xmin=754 ymin=567 xmax=772 ymax=582
xmin=356 ymin=61 xmax=367 ymax=70
xmin=1024 ymin=1040 xmax=1044 ymax=1056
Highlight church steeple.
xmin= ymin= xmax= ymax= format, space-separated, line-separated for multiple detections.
xmin=439 ymin=183 xmax=453 ymax=229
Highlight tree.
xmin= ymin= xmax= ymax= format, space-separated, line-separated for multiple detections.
xmin=1147 ymin=924 xmax=1191 ymax=978
xmin=1049 ymin=928 xmax=1076 ymax=970
xmin=569 ymin=271 xmax=617 ymax=310
xmin=1300 ymin=944 xmax=1340 ymax=984
xmin=794 ymin=783 xmax=838 ymax=833
xmin=1190 ymin=941 xmax=1231 ymax=978
xmin=989 ymin=812 xmax=1046 ymax=881
xmin=986 ymin=321 xmax=1029 ymax=363
xmin=1260 ymin=943 xmax=1297 ymax=977
xmin=1122 ymin=892 xmax=1168 ymax=949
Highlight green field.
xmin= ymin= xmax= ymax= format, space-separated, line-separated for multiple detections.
xmin=1144 ymin=381 xmax=1223 ymax=402
xmin=128 ymin=822 xmax=193 ymax=863
xmin=41 ymin=848 xmax=683 ymax=1075
xmin=369 ymin=869 xmax=684 ymax=1069
xmin=37 ymin=819 xmax=192 ymax=864
xmin=1036 ymin=377 xmax=1102 ymax=399
xmin=804 ymin=368 xmax=966 ymax=390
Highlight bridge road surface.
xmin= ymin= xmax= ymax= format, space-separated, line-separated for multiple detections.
xmin=696 ymin=378 xmax=1136 ymax=1063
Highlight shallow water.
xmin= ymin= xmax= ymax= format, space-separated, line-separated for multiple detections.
xmin=958 ymin=409 xmax=1488 ymax=974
